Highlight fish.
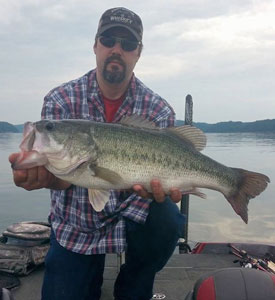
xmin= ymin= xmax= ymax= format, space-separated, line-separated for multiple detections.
xmin=12 ymin=116 xmax=270 ymax=223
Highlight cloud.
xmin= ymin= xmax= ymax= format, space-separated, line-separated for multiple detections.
xmin=136 ymin=54 xmax=188 ymax=79
xmin=189 ymin=215 xmax=275 ymax=243
xmin=0 ymin=0 xmax=274 ymax=123
xmin=0 ymin=0 xmax=36 ymax=25
xmin=147 ymin=2 xmax=275 ymax=60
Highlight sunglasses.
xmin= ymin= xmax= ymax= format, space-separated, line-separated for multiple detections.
xmin=99 ymin=36 xmax=141 ymax=52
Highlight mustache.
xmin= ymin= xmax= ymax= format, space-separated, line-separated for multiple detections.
xmin=104 ymin=55 xmax=126 ymax=68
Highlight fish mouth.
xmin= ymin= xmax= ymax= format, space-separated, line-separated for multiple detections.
xmin=12 ymin=122 xmax=49 ymax=170
xmin=20 ymin=122 xmax=36 ymax=151
xmin=12 ymin=150 xmax=48 ymax=170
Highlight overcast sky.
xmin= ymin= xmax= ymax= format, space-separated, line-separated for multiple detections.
xmin=0 ymin=0 xmax=274 ymax=124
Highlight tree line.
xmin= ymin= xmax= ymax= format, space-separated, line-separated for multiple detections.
xmin=1 ymin=119 xmax=275 ymax=133
xmin=175 ymin=119 xmax=275 ymax=132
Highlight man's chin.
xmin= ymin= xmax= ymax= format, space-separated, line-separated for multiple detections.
xmin=103 ymin=70 xmax=125 ymax=84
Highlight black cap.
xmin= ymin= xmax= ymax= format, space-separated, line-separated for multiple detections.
xmin=96 ymin=7 xmax=143 ymax=42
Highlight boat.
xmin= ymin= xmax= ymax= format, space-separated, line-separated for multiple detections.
xmin=1 ymin=221 xmax=275 ymax=300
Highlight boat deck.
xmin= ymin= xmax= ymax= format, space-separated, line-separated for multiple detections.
xmin=12 ymin=253 xmax=237 ymax=300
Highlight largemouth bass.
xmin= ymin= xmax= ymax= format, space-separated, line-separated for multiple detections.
xmin=12 ymin=116 xmax=270 ymax=223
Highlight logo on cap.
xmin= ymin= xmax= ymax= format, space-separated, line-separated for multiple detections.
xmin=96 ymin=7 xmax=143 ymax=42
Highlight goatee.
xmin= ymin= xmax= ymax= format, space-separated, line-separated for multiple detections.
xmin=103 ymin=55 xmax=126 ymax=84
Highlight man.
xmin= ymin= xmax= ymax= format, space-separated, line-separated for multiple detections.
xmin=9 ymin=7 xmax=185 ymax=300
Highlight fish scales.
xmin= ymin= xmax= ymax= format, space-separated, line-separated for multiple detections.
xmin=92 ymin=122 xmax=239 ymax=194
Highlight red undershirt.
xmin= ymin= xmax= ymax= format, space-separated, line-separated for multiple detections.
xmin=102 ymin=94 xmax=124 ymax=122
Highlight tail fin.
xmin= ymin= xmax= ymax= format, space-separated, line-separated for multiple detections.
xmin=227 ymin=168 xmax=270 ymax=224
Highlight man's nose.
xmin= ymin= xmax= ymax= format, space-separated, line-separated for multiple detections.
xmin=110 ymin=41 xmax=123 ymax=55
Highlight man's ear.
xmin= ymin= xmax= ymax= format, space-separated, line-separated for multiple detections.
xmin=138 ymin=44 xmax=143 ymax=57
xmin=93 ymin=41 xmax=97 ymax=54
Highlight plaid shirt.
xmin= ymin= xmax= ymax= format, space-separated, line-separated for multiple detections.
xmin=41 ymin=69 xmax=175 ymax=254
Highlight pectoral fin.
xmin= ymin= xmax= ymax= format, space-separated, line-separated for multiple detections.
xmin=89 ymin=164 xmax=123 ymax=185
xmin=88 ymin=189 xmax=110 ymax=212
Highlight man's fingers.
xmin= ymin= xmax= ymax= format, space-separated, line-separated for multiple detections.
xmin=37 ymin=166 xmax=51 ymax=183
xmin=170 ymin=188 xmax=182 ymax=203
xmin=132 ymin=184 xmax=151 ymax=199
xmin=9 ymin=152 xmax=20 ymax=164
xmin=11 ymin=164 xmax=50 ymax=190
xmin=150 ymin=179 xmax=165 ymax=203
xmin=9 ymin=154 xmax=68 ymax=190
xmin=12 ymin=169 xmax=28 ymax=185
xmin=26 ymin=167 xmax=38 ymax=184
xmin=133 ymin=181 xmax=182 ymax=204
xmin=9 ymin=153 xmax=28 ymax=185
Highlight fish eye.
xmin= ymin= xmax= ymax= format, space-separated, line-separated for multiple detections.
xmin=45 ymin=122 xmax=55 ymax=131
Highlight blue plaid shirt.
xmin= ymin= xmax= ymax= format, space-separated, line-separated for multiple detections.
xmin=41 ymin=69 xmax=175 ymax=254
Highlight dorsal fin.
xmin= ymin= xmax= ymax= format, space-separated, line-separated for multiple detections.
xmin=119 ymin=115 xmax=206 ymax=151
xmin=119 ymin=115 xmax=156 ymax=129
xmin=167 ymin=125 xmax=207 ymax=151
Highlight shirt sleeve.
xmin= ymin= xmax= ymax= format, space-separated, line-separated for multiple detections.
xmin=41 ymin=88 xmax=70 ymax=120
xmin=154 ymin=106 xmax=175 ymax=128
xmin=148 ymin=96 xmax=176 ymax=128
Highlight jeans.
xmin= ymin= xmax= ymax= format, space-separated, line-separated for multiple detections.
xmin=41 ymin=198 xmax=185 ymax=300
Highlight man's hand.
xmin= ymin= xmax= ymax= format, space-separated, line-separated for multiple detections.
xmin=133 ymin=179 xmax=182 ymax=203
xmin=9 ymin=153 xmax=71 ymax=191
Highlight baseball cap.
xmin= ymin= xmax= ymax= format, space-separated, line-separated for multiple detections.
xmin=96 ymin=7 xmax=143 ymax=42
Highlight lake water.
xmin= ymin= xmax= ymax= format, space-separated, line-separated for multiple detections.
xmin=0 ymin=132 xmax=274 ymax=244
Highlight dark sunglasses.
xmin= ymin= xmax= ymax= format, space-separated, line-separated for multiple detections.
xmin=99 ymin=36 xmax=141 ymax=52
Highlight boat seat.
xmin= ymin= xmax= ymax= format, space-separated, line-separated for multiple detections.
xmin=184 ymin=267 xmax=275 ymax=300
